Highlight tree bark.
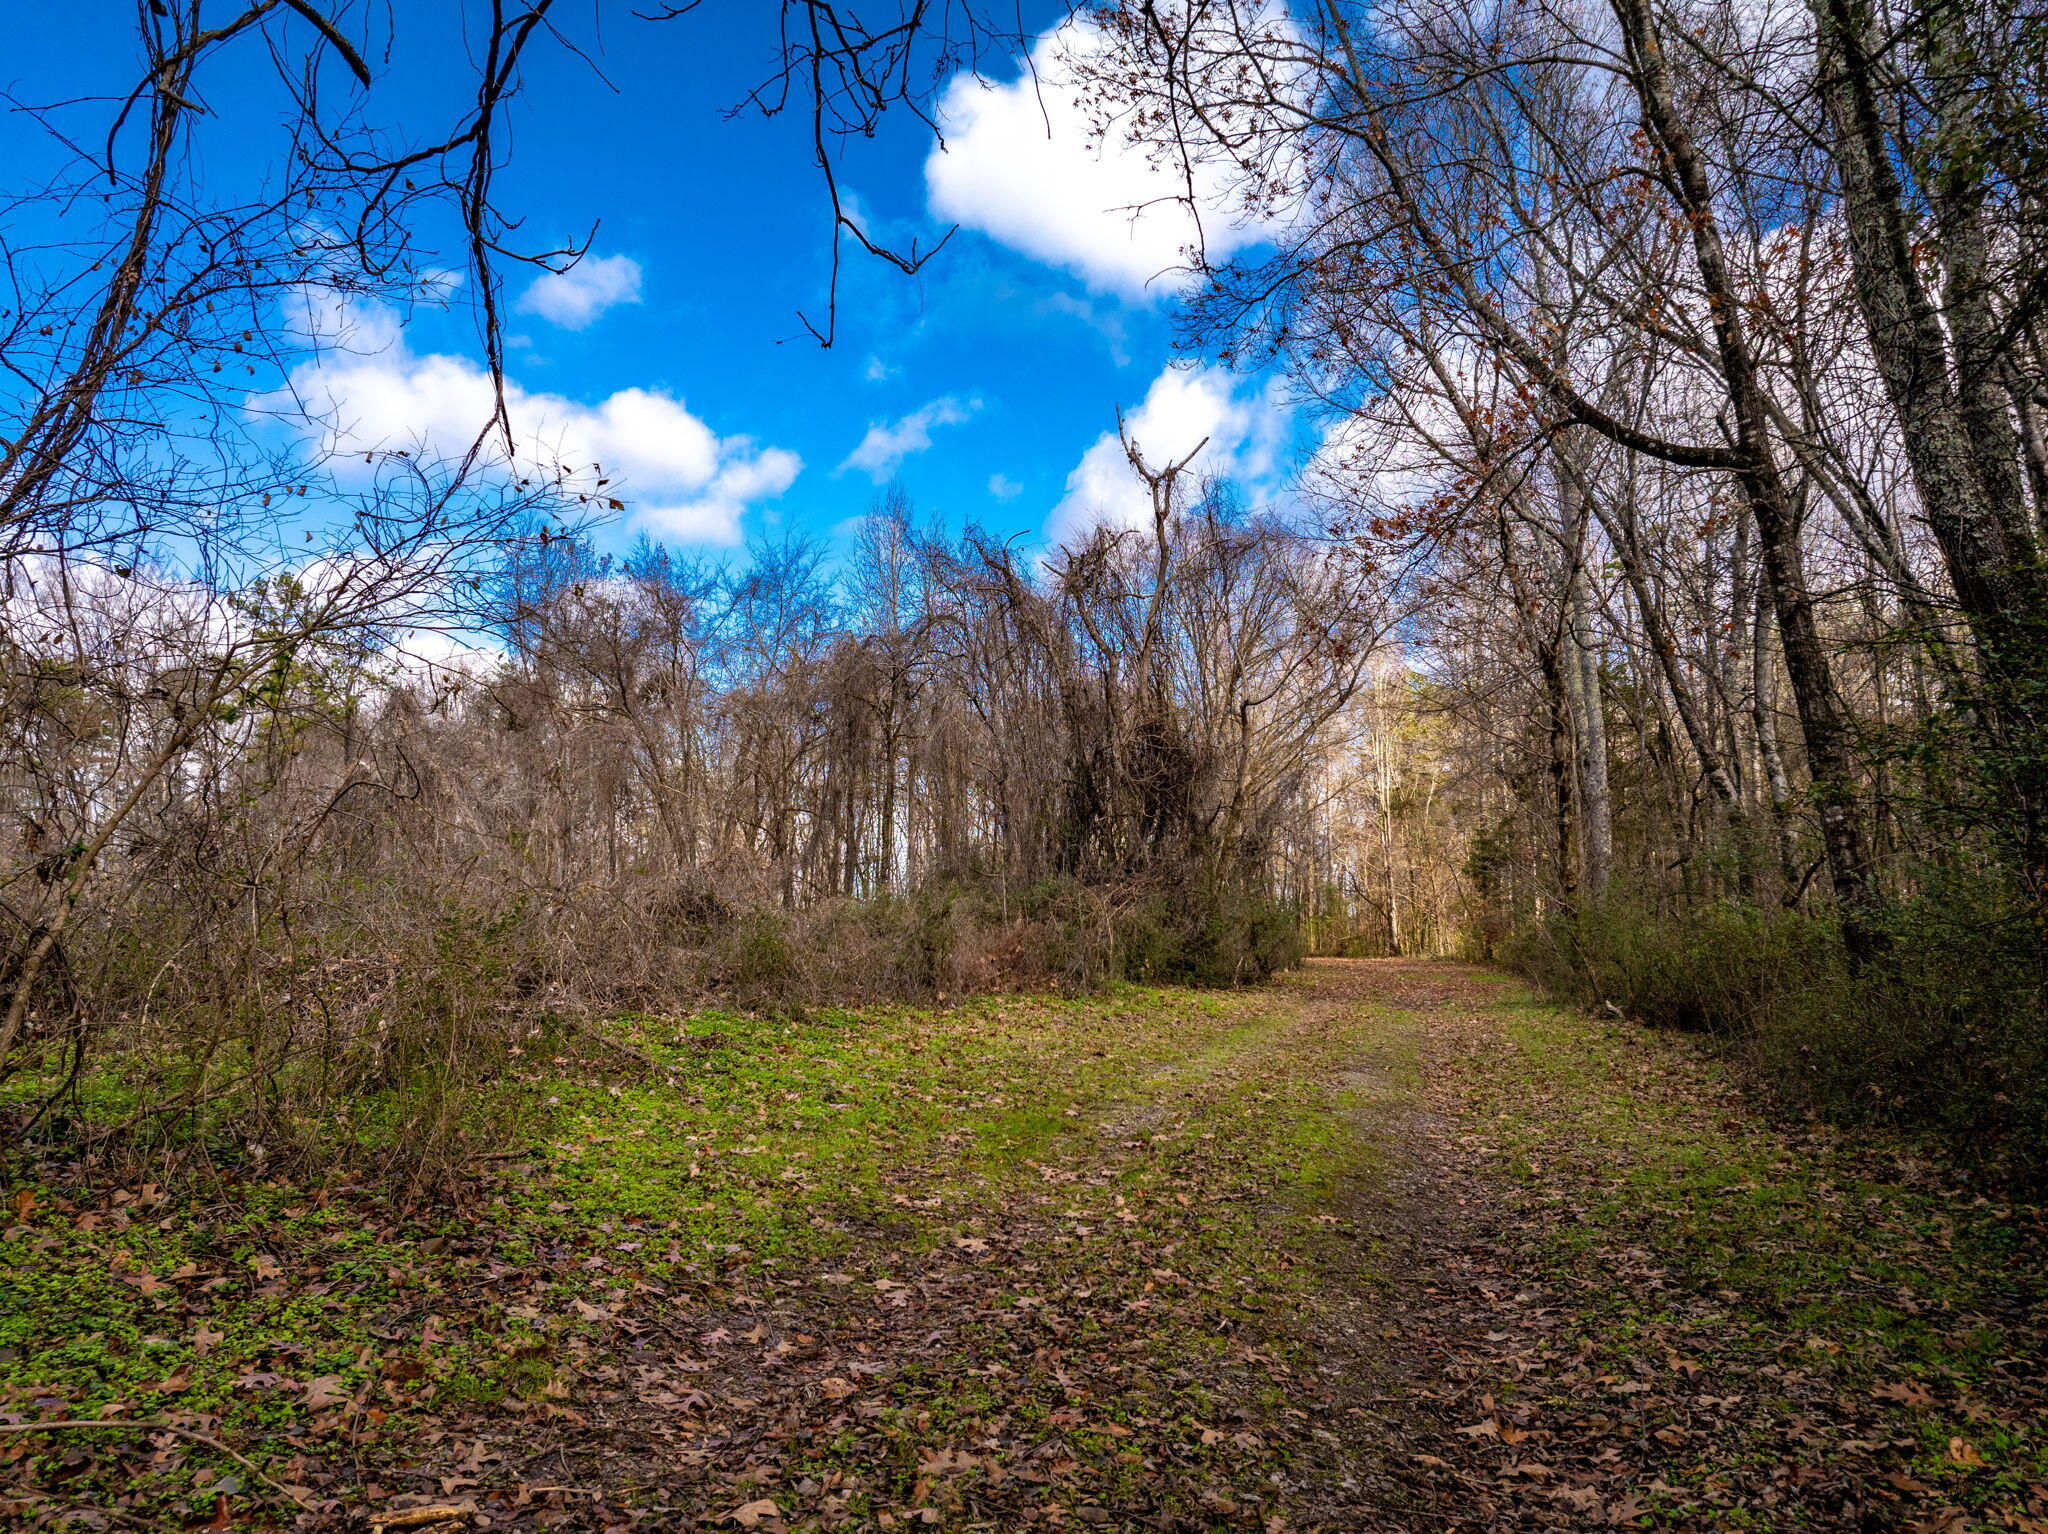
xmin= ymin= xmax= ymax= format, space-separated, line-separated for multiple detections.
xmin=1810 ymin=0 xmax=2046 ymax=640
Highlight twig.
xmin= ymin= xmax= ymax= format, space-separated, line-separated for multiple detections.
xmin=0 ymin=1419 xmax=303 ymax=1503
xmin=20 ymin=1498 xmax=178 ymax=1533
xmin=555 ymin=1012 xmax=662 ymax=1074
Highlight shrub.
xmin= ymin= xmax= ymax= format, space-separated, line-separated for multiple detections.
xmin=2 ymin=859 xmax=1310 ymax=1182
xmin=1508 ymin=881 xmax=2048 ymax=1185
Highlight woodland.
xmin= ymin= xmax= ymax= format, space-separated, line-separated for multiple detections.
xmin=2 ymin=2 xmax=2047 ymax=1532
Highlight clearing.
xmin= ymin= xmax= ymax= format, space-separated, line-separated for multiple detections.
xmin=4 ymin=960 xmax=2045 ymax=1532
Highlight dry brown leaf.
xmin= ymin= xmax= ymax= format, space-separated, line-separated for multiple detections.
xmin=1606 ymin=1491 xmax=1648 ymax=1525
xmin=302 ymin=1374 xmax=353 ymax=1410
xmin=1905 ymin=1509 xmax=1968 ymax=1534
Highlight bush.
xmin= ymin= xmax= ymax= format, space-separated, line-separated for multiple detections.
xmin=3 ymin=860 xmax=1309 ymax=1183
xmin=698 ymin=873 xmax=1307 ymax=1005
xmin=0 ymin=891 xmax=551 ymax=1188
xmin=1505 ymin=897 xmax=1843 ymax=1035
xmin=1507 ymin=882 xmax=2048 ymax=1185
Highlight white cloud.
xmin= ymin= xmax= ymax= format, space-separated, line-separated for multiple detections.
xmin=270 ymin=298 xmax=797 ymax=545
xmin=925 ymin=19 xmax=1270 ymax=298
xmin=517 ymin=253 xmax=643 ymax=330
xmin=652 ymin=445 xmax=804 ymax=542
xmin=1049 ymin=363 xmax=1292 ymax=545
xmin=840 ymin=396 xmax=980 ymax=481
xmin=2 ymin=555 xmax=232 ymax=661
xmin=380 ymin=626 xmax=504 ymax=692
xmin=988 ymin=472 xmax=1023 ymax=501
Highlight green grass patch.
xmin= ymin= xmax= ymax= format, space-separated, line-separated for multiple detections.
xmin=2 ymin=979 xmax=1395 ymax=1530
xmin=1452 ymin=982 xmax=2048 ymax=1528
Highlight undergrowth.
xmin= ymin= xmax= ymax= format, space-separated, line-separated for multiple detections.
xmin=1503 ymin=884 xmax=2048 ymax=1186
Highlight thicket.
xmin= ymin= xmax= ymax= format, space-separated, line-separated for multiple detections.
xmin=0 ymin=502 xmax=1363 ymax=1182
xmin=1506 ymin=887 xmax=2048 ymax=1180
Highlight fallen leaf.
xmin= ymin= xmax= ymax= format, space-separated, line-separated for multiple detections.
xmin=1607 ymin=1492 xmax=1648 ymax=1525
xmin=1906 ymin=1510 xmax=1968 ymax=1534
xmin=303 ymin=1374 xmax=353 ymax=1410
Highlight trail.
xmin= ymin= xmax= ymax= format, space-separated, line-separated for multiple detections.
xmin=5 ymin=962 xmax=2044 ymax=1533
xmin=1300 ymin=959 xmax=2048 ymax=1534
xmin=520 ymin=958 xmax=2048 ymax=1531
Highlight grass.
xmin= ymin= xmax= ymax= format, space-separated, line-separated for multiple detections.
xmin=1437 ymin=981 xmax=2048 ymax=1531
xmin=8 ymin=964 xmax=2040 ymax=1532
xmin=1 ymin=979 xmax=1392 ymax=1531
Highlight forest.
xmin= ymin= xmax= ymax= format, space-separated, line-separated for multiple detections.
xmin=2 ymin=2 xmax=2046 ymax=1532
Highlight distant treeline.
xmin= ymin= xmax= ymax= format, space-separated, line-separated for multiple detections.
xmin=1 ymin=490 xmax=1394 ymax=1175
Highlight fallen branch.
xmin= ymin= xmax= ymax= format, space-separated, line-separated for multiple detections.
xmin=0 ymin=1419 xmax=302 ymax=1503
xmin=552 ymin=1011 xmax=664 ymax=1074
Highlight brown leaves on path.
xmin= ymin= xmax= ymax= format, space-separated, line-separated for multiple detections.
xmin=1331 ymin=958 xmax=2048 ymax=1534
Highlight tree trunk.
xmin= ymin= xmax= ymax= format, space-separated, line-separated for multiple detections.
xmin=1811 ymin=0 xmax=2045 ymax=639
xmin=1614 ymin=0 xmax=1880 ymax=945
xmin=1558 ymin=447 xmax=1613 ymax=901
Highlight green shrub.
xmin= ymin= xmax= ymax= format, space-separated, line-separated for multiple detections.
xmin=1508 ymin=881 xmax=2048 ymax=1184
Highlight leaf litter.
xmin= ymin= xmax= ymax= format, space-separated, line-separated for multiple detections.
xmin=3 ymin=963 xmax=2044 ymax=1531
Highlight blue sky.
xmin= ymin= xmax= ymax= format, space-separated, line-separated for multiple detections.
xmin=4 ymin=3 xmax=1300 ymax=557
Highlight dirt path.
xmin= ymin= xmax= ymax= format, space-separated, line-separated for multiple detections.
xmin=5 ymin=961 xmax=2045 ymax=1532
xmin=1313 ymin=958 xmax=2048 ymax=1534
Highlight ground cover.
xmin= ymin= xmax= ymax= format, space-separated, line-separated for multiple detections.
xmin=3 ymin=961 xmax=2044 ymax=1533
xmin=1359 ymin=962 xmax=2048 ymax=1533
xmin=1 ymin=980 xmax=1396 ymax=1532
